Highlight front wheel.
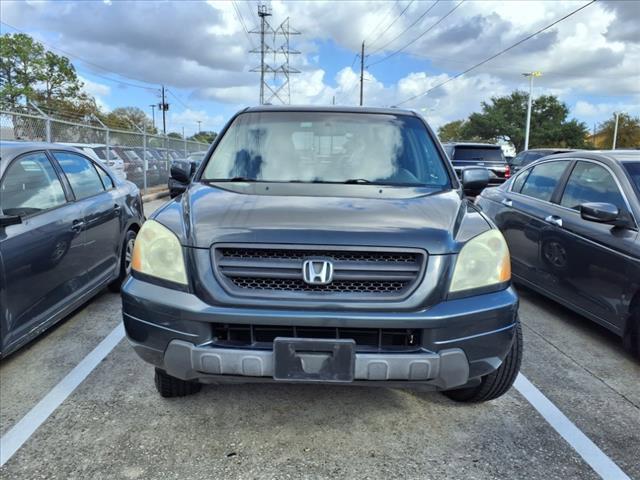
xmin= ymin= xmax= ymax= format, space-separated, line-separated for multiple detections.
xmin=154 ymin=368 xmax=202 ymax=398
xmin=443 ymin=320 xmax=522 ymax=403
xmin=108 ymin=229 xmax=137 ymax=293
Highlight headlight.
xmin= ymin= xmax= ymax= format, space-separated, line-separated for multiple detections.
xmin=449 ymin=229 xmax=510 ymax=294
xmin=131 ymin=219 xmax=187 ymax=285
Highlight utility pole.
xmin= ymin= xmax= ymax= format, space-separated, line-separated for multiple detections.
xmin=523 ymin=71 xmax=542 ymax=151
xmin=158 ymin=85 xmax=169 ymax=135
xmin=359 ymin=41 xmax=365 ymax=106
xmin=197 ymin=120 xmax=202 ymax=133
xmin=250 ymin=5 xmax=300 ymax=104
xmin=612 ymin=112 xmax=620 ymax=149
xmin=149 ymin=104 xmax=156 ymax=130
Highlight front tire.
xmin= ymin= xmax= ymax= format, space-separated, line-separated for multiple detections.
xmin=623 ymin=309 xmax=639 ymax=359
xmin=154 ymin=368 xmax=202 ymax=397
xmin=443 ymin=320 xmax=522 ymax=403
xmin=108 ymin=229 xmax=137 ymax=293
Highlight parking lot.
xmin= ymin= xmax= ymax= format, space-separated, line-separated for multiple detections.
xmin=0 ymin=198 xmax=636 ymax=480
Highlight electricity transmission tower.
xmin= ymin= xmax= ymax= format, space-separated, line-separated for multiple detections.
xmin=250 ymin=5 xmax=300 ymax=105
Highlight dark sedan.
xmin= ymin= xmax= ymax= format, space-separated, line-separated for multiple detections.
xmin=476 ymin=150 xmax=640 ymax=356
xmin=0 ymin=142 xmax=145 ymax=357
xmin=510 ymin=148 xmax=575 ymax=173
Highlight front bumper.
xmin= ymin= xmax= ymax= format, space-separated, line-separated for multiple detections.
xmin=122 ymin=277 xmax=519 ymax=389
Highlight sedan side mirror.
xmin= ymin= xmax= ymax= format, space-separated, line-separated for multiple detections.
xmin=0 ymin=214 xmax=22 ymax=228
xmin=170 ymin=161 xmax=192 ymax=184
xmin=579 ymin=202 xmax=632 ymax=228
xmin=461 ymin=167 xmax=490 ymax=195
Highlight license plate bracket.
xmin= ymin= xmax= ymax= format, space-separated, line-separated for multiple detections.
xmin=273 ymin=337 xmax=356 ymax=382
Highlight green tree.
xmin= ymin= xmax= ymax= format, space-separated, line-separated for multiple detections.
xmin=102 ymin=106 xmax=156 ymax=133
xmin=189 ymin=130 xmax=217 ymax=144
xmin=462 ymin=90 xmax=588 ymax=152
xmin=0 ymin=33 xmax=45 ymax=108
xmin=167 ymin=132 xmax=183 ymax=139
xmin=598 ymin=113 xmax=640 ymax=149
xmin=437 ymin=120 xmax=466 ymax=142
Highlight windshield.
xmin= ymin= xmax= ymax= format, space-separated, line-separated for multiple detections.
xmin=623 ymin=162 xmax=640 ymax=197
xmin=452 ymin=146 xmax=504 ymax=162
xmin=93 ymin=147 xmax=122 ymax=161
xmin=202 ymin=112 xmax=450 ymax=187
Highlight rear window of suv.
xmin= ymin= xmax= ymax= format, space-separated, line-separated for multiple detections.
xmin=452 ymin=146 xmax=504 ymax=162
xmin=202 ymin=112 xmax=451 ymax=188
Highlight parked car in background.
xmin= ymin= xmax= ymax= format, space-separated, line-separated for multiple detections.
xmin=59 ymin=143 xmax=127 ymax=181
xmin=113 ymin=146 xmax=144 ymax=188
xmin=0 ymin=141 xmax=144 ymax=357
xmin=443 ymin=142 xmax=511 ymax=185
xmin=124 ymin=105 xmax=522 ymax=403
xmin=510 ymin=148 xmax=575 ymax=173
xmin=475 ymin=150 xmax=640 ymax=357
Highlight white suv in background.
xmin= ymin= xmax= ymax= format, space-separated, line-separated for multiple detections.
xmin=61 ymin=143 xmax=127 ymax=180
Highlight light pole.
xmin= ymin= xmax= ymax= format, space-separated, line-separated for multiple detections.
xmin=523 ymin=71 xmax=542 ymax=151
xmin=612 ymin=112 xmax=620 ymax=149
xmin=197 ymin=120 xmax=202 ymax=134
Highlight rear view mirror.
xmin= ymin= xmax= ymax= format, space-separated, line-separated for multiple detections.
xmin=170 ymin=161 xmax=191 ymax=184
xmin=461 ymin=167 xmax=490 ymax=195
xmin=580 ymin=202 xmax=621 ymax=224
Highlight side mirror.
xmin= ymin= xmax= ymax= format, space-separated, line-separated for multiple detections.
xmin=461 ymin=167 xmax=490 ymax=195
xmin=579 ymin=202 xmax=622 ymax=224
xmin=0 ymin=214 xmax=22 ymax=227
xmin=170 ymin=161 xmax=191 ymax=184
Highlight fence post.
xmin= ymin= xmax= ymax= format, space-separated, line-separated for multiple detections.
xmin=28 ymin=102 xmax=51 ymax=142
xmin=143 ymin=127 xmax=148 ymax=194
xmin=184 ymin=137 xmax=188 ymax=158
xmin=91 ymin=115 xmax=110 ymax=160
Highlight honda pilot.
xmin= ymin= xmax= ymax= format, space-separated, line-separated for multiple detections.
xmin=122 ymin=106 xmax=521 ymax=402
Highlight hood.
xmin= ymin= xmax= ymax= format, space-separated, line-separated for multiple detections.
xmin=154 ymin=183 xmax=490 ymax=254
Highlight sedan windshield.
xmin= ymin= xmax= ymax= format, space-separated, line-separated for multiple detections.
xmin=202 ymin=112 xmax=450 ymax=187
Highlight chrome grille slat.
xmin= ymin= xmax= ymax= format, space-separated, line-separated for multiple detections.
xmin=213 ymin=244 xmax=426 ymax=301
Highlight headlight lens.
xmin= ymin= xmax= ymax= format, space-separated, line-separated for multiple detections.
xmin=449 ymin=229 xmax=511 ymax=294
xmin=131 ymin=219 xmax=187 ymax=285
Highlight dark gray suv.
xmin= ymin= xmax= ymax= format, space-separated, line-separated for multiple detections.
xmin=123 ymin=106 xmax=521 ymax=402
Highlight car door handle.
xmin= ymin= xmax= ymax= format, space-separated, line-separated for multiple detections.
xmin=113 ymin=204 xmax=122 ymax=213
xmin=501 ymin=198 xmax=512 ymax=207
xmin=71 ymin=220 xmax=85 ymax=232
xmin=544 ymin=215 xmax=563 ymax=227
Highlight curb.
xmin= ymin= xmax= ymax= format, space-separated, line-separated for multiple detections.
xmin=142 ymin=190 xmax=170 ymax=202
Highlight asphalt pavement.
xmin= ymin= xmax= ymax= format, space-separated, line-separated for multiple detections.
xmin=1 ymin=198 xmax=638 ymax=480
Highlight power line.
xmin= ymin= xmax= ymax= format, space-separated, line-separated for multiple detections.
xmin=367 ymin=0 xmax=415 ymax=50
xmin=166 ymin=89 xmax=191 ymax=110
xmin=394 ymin=0 xmax=597 ymax=106
xmin=0 ymin=20 xmax=159 ymax=92
xmin=363 ymin=0 xmax=400 ymax=45
xmin=231 ymin=1 xmax=256 ymax=49
xmin=369 ymin=1 xmax=441 ymax=56
xmin=367 ymin=0 xmax=465 ymax=68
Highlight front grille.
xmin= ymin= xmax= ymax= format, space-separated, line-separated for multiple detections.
xmin=211 ymin=324 xmax=422 ymax=352
xmin=213 ymin=245 xmax=426 ymax=300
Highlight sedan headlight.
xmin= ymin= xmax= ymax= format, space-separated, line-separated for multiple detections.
xmin=131 ymin=219 xmax=187 ymax=285
xmin=449 ymin=229 xmax=511 ymax=294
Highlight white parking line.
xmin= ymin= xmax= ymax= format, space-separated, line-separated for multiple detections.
xmin=514 ymin=374 xmax=630 ymax=480
xmin=0 ymin=323 xmax=125 ymax=467
xmin=0 ymin=328 xmax=632 ymax=480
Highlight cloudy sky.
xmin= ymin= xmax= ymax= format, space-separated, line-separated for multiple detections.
xmin=1 ymin=0 xmax=638 ymax=136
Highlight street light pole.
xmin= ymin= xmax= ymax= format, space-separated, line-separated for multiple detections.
xmin=197 ymin=120 xmax=202 ymax=133
xmin=149 ymin=104 xmax=156 ymax=130
xmin=612 ymin=112 xmax=620 ymax=149
xmin=523 ymin=71 xmax=542 ymax=151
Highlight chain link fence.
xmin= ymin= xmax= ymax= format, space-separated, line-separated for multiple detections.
xmin=0 ymin=109 xmax=210 ymax=193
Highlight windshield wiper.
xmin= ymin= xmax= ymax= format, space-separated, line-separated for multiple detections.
xmin=202 ymin=176 xmax=257 ymax=182
xmin=343 ymin=178 xmax=372 ymax=184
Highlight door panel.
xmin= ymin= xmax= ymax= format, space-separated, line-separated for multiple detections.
xmin=53 ymin=151 xmax=122 ymax=283
xmin=498 ymin=161 xmax=571 ymax=283
xmin=0 ymin=152 xmax=86 ymax=349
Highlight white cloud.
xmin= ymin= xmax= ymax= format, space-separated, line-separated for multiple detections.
xmin=78 ymin=75 xmax=111 ymax=111
xmin=169 ymin=108 xmax=224 ymax=136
